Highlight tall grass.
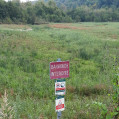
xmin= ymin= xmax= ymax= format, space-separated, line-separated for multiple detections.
xmin=0 ymin=90 xmax=14 ymax=119
xmin=0 ymin=23 xmax=119 ymax=118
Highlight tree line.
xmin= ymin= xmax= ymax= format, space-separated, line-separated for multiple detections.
xmin=68 ymin=6 xmax=119 ymax=22
xmin=53 ymin=0 xmax=119 ymax=9
xmin=0 ymin=0 xmax=119 ymax=24
xmin=0 ymin=0 xmax=71 ymax=24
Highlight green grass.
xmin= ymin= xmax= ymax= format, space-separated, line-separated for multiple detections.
xmin=0 ymin=23 xmax=119 ymax=119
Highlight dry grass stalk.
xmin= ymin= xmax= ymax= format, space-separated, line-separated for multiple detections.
xmin=39 ymin=114 xmax=44 ymax=119
xmin=0 ymin=90 xmax=14 ymax=119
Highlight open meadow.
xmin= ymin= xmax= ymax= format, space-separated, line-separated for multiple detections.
xmin=0 ymin=22 xmax=119 ymax=119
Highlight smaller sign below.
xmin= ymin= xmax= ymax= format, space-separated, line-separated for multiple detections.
xmin=55 ymin=79 xmax=66 ymax=95
xmin=55 ymin=96 xmax=65 ymax=112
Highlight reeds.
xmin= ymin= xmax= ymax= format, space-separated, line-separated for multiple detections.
xmin=0 ymin=90 xmax=14 ymax=119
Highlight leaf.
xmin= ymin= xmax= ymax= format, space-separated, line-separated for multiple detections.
xmin=114 ymin=112 xmax=118 ymax=115
xmin=106 ymin=114 xmax=112 ymax=119
xmin=117 ymin=107 xmax=119 ymax=111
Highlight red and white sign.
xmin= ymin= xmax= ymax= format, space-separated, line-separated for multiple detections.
xmin=55 ymin=81 xmax=66 ymax=95
xmin=50 ymin=61 xmax=69 ymax=79
xmin=55 ymin=97 xmax=65 ymax=112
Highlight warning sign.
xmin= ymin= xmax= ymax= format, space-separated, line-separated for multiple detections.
xmin=55 ymin=96 xmax=65 ymax=112
xmin=55 ymin=79 xmax=66 ymax=95
xmin=50 ymin=61 xmax=69 ymax=79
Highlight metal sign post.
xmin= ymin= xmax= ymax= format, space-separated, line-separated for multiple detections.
xmin=57 ymin=111 xmax=61 ymax=119
xmin=57 ymin=58 xmax=62 ymax=119
xmin=49 ymin=58 xmax=69 ymax=119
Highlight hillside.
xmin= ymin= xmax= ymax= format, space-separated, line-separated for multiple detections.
xmin=0 ymin=0 xmax=119 ymax=24
xmin=52 ymin=0 xmax=119 ymax=9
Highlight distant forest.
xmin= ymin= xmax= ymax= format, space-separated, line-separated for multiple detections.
xmin=0 ymin=0 xmax=119 ymax=24
xmin=53 ymin=0 xmax=119 ymax=9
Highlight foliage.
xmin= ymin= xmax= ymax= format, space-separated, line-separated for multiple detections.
xmin=0 ymin=90 xmax=14 ymax=119
xmin=112 ymin=62 xmax=119 ymax=118
xmin=68 ymin=6 xmax=119 ymax=22
xmin=53 ymin=0 xmax=119 ymax=9
xmin=0 ymin=0 xmax=119 ymax=23
xmin=0 ymin=0 xmax=70 ymax=24
xmin=92 ymin=58 xmax=119 ymax=119
xmin=0 ymin=22 xmax=119 ymax=118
